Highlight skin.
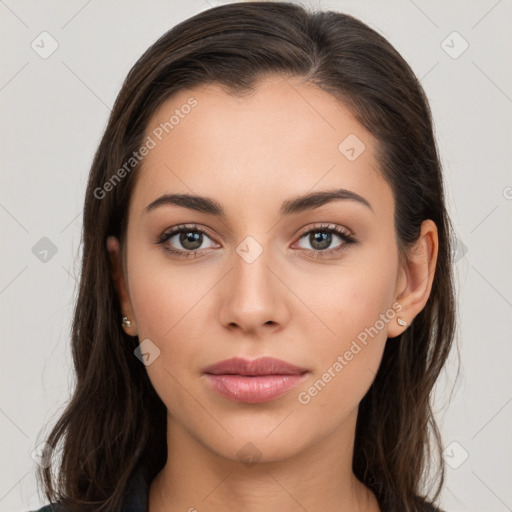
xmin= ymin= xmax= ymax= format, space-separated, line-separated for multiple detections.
xmin=107 ymin=75 xmax=438 ymax=512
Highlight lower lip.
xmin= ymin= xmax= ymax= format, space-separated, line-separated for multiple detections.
xmin=204 ymin=373 xmax=308 ymax=403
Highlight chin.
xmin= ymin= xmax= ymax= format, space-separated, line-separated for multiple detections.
xmin=194 ymin=420 xmax=316 ymax=466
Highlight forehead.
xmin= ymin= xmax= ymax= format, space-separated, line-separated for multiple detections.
xmin=132 ymin=76 xmax=392 ymax=218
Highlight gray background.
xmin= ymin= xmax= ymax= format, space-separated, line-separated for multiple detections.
xmin=1 ymin=0 xmax=511 ymax=511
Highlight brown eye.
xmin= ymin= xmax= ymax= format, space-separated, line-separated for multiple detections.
xmin=157 ymin=224 xmax=218 ymax=257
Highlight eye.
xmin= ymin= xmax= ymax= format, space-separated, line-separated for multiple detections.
xmin=294 ymin=223 xmax=357 ymax=258
xmin=156 ymin=224 xmax=218 ymax=257
xmin=155 ymin=222 xmax=357 ymax=259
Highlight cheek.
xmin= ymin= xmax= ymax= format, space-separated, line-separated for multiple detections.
xmin=125 ymin=246 xmax=203 ymax=377
xmin=127 ymin=242 xmax=214 ymax=341
xmin=293 ymin=249 xmax=398 ymax=410
xmin=294 ymin=291 xmax=390 ymax=418
xmin=126 ymin=254 xmax=212 ymax=414
xmin=294 ymin=243 xmax=398 ymax=344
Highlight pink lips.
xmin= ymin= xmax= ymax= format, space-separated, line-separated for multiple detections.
xmin=203 ymin=357 xmax=309 ymax=404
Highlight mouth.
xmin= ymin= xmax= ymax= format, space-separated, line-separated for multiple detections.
xmin=202 ymin=356 xmax=309 ymax=403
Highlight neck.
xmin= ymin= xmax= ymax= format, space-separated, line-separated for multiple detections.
xmin=148 ymin=409 xmax=380 ymax=512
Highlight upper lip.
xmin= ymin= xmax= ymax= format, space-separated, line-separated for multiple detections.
xmin=203 ymin=357 xmax=309 ymax=376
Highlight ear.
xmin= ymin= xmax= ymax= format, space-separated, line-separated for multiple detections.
xmin=387 ymin=219 xmax=439 ymax=339
xmin=106 ymin=236 xmax=138 ymax=337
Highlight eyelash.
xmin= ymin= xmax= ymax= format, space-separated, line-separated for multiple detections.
xmin=155 ymin=223 xmax=357 ymax=259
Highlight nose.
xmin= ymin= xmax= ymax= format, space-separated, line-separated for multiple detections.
xmin=218 ymin=240 xmax=289 ymax=335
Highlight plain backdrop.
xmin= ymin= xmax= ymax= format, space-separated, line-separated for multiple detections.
xmin=1 ymin=1 xmax=511 ymax=511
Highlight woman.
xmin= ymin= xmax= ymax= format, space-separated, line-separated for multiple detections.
xmin=33 ymin=2 xmax=456 ymax=511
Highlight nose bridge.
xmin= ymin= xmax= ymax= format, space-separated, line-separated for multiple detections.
xmin=220 ymin=233 xmax=284 ymax=331
xmin=233 ymin=233 xmax=275 ymax=305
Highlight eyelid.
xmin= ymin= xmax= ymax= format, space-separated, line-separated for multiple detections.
xmin=295 ymin=222 xmax=353 ymax=239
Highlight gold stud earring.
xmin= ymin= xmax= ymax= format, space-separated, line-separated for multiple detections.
xmin=397 ymin=317 xmax=407 ymax=327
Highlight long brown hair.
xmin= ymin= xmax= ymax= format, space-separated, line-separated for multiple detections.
xmin=36 ymin=2 xmax=456 ymax=511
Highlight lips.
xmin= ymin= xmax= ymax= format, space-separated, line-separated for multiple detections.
xmin=202 ymin=357 xmax=309 ymax=403
xmin=202 ymin=356 xmax=308 ymax=376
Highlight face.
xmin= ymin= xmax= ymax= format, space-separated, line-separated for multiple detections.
xmin=117 ymin=75 xmax=407 ymax=462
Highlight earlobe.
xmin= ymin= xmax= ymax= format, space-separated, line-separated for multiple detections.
xmin=388 ymin=220 xmax=439 ymax=338
xmin=106 ymin=236 xmax=138 ymax=337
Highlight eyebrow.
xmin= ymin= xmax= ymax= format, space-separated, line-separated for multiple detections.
xmin=144 ymin=188 xmax=373 ymax=217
